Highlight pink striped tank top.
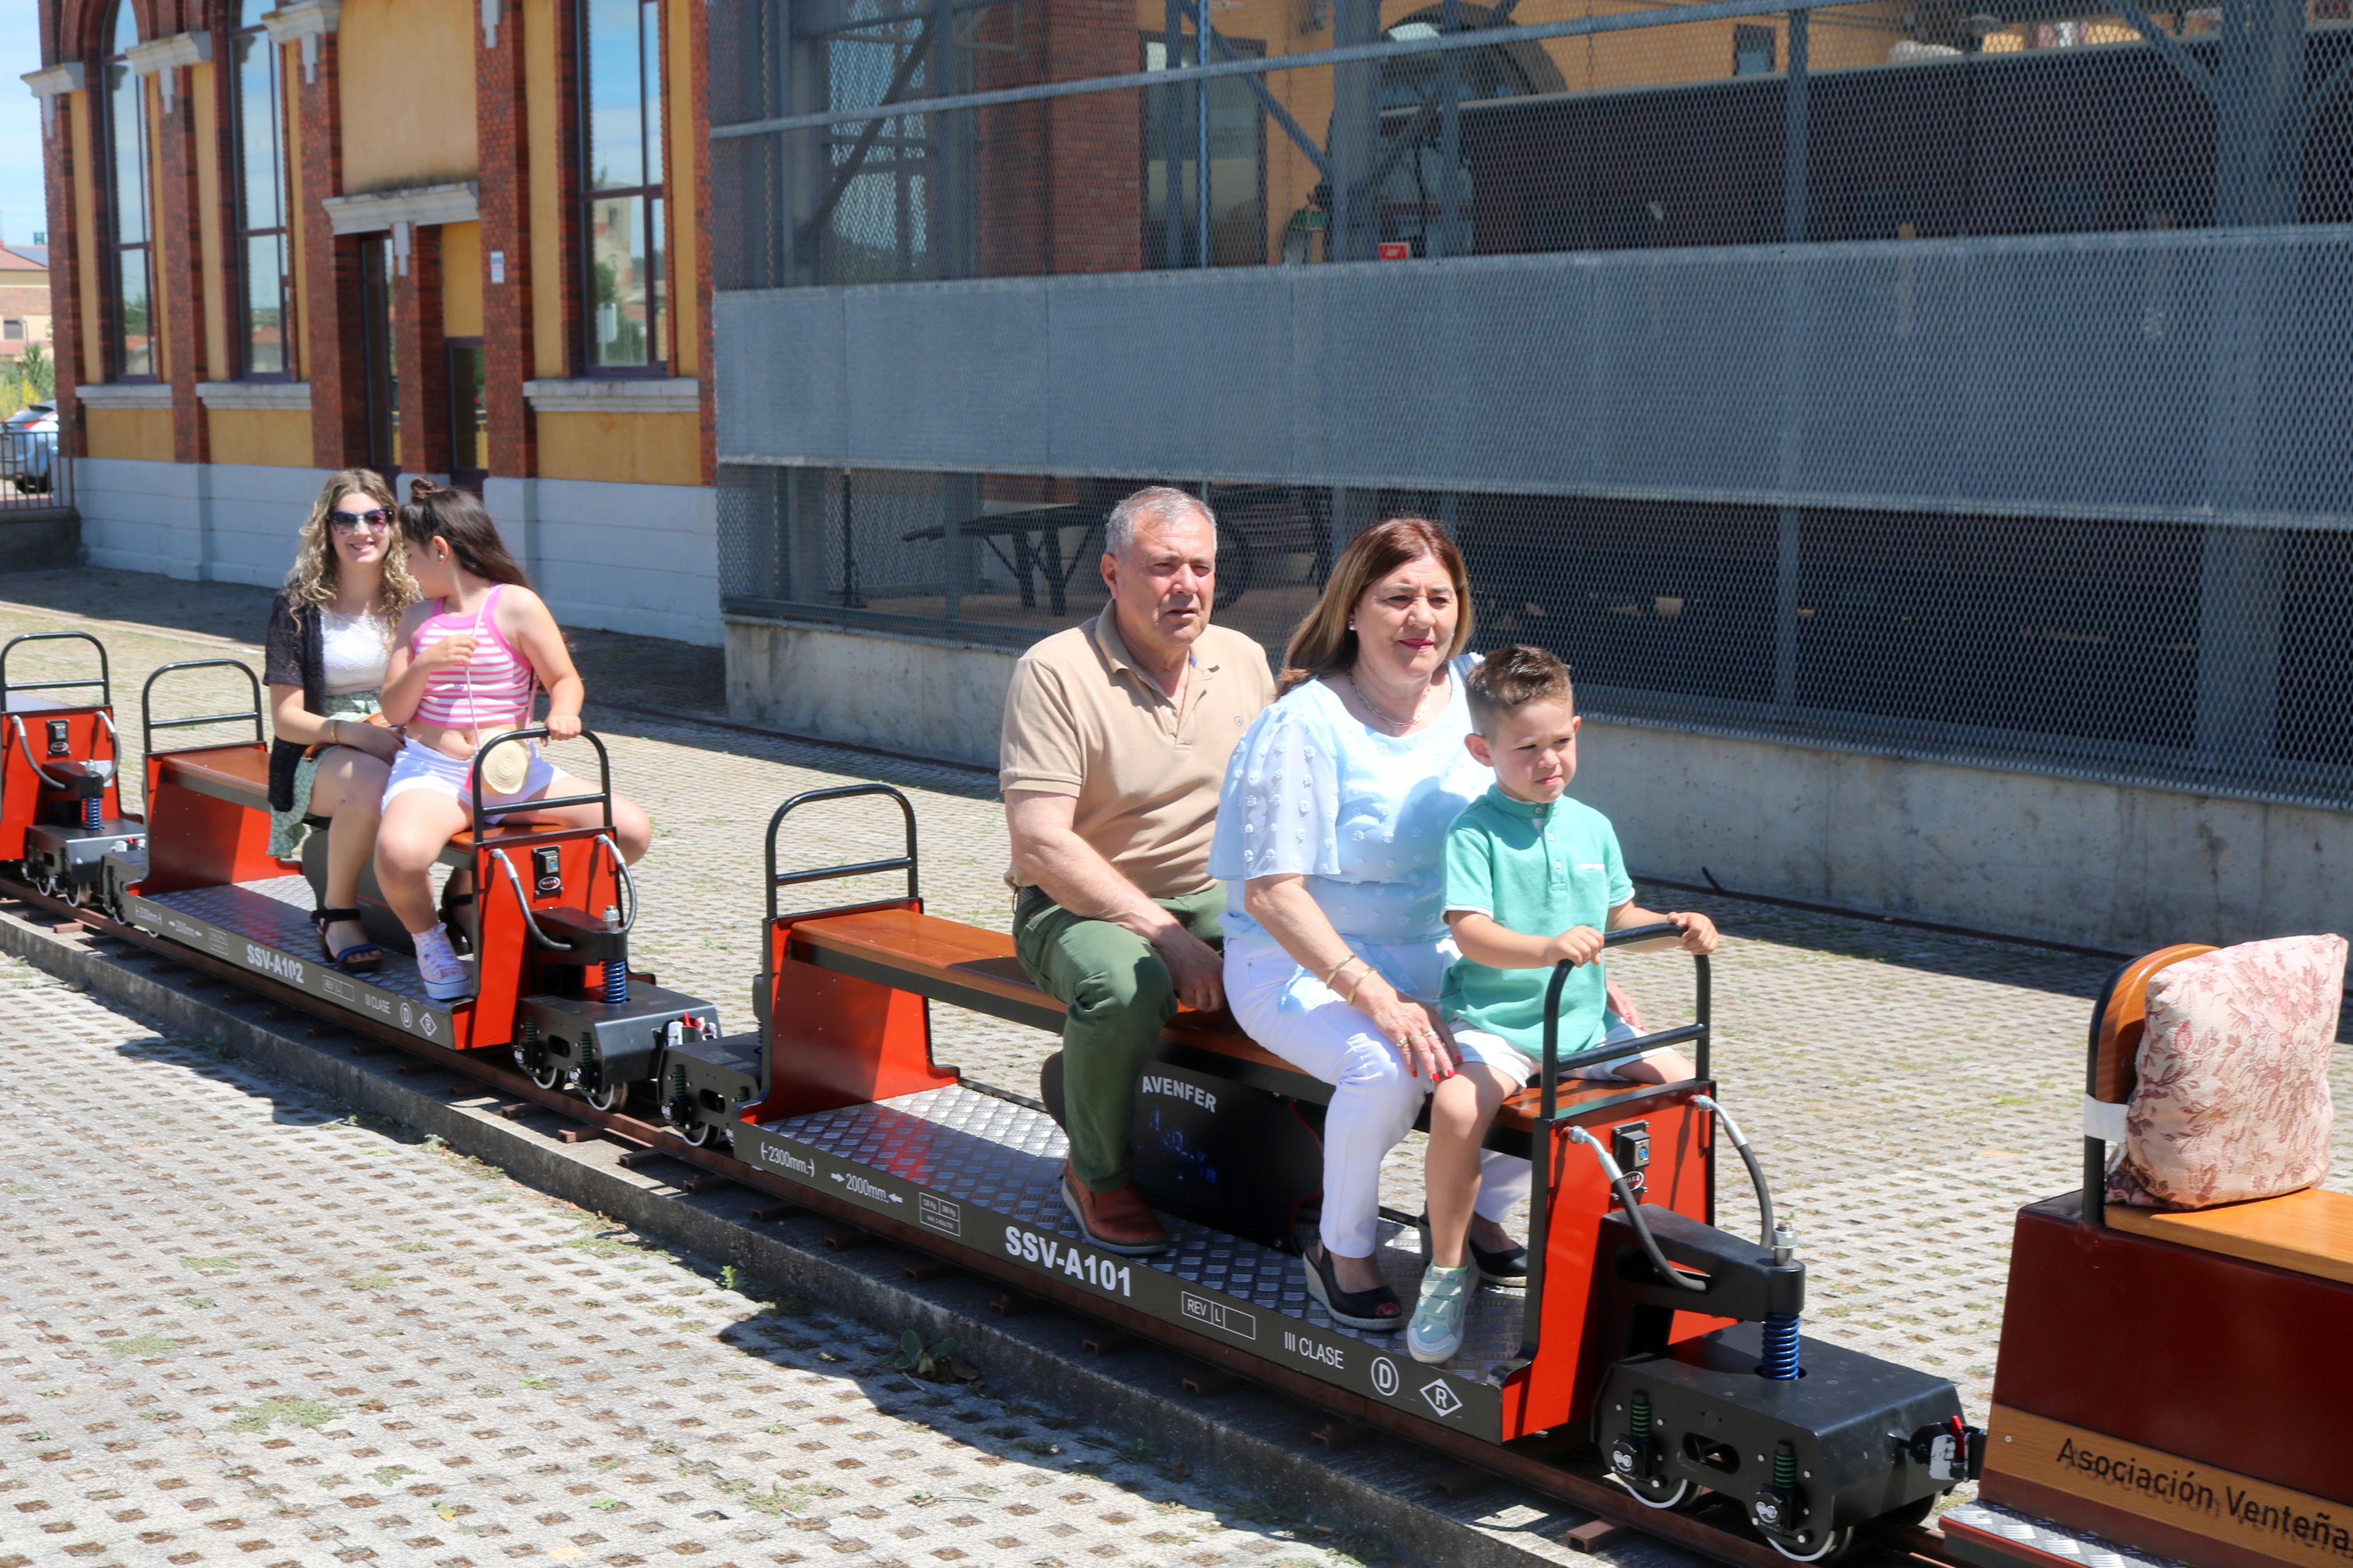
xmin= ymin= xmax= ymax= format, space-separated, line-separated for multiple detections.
xmin=410 ymin=586 xmax=534 ymax=731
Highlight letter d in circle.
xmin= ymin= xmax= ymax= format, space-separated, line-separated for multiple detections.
xmin=1372 ymin=1357 xmax=1400 ymax=1398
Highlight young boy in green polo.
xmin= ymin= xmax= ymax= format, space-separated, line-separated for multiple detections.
xmin=1407 ymin=645 xmax=1717 ymax=1364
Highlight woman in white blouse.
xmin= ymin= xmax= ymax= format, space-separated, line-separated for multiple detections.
xmin=1205 ymin=519 xmax=1503 ymax=1331
xmin=261 ymin=470 xmax=417 ymax=972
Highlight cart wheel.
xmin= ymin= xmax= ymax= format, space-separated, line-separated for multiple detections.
xmin=680 ymin=1120 xmax=716 ymax=1147
xmin=1616 ymin=1477 xmax=1693 ymax=1511
xmin=528 ymin=1060 xmax=564 ymax=1091
xmin=584 ymin=1079 xmax=631 ymax=1113
xmin=1768 ymin=1527 xmax=1855 ymax=1563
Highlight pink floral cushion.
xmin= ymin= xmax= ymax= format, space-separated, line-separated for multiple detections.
xmin=2108 ymin=934 xmax=2345 ymax=1210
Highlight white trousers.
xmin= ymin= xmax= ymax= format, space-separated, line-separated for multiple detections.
xmin=1225 ymin=935 xmax=1536 ymax=1257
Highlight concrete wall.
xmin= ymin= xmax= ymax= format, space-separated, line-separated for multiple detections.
xmin=726 ymin=614 xmax=1019 ymax=767
xmin=75 ymin=457 xmax=322 ymax=587
xmin=723 ymin=616 xmax=2353 ymax=951
xmin=1570 ymin=725 xmax=2353 ymax=954
xmin=485 ymin=476 xmax=721 ymax=647
xmin=76 ymin=461 xmax=721 ymax=650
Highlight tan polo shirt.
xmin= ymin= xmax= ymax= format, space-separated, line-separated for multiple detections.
xmin=1000 ymin=605 xmax=1275 ymax=899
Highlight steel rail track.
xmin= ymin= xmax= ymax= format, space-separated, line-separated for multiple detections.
xmin=1 ymin=868 xmax=1964 ymax=1568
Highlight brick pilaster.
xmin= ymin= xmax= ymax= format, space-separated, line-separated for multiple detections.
xmin=294 ymin=29 xmax=366 ymax=468
xmin=154 ymin=55 xmax=208 ymax=462
xmin=392 ymin=225 xmax=449 ymax=478
xmin=41 ymin=1 xmax=86 ymax=460
xmin=477 ymin=0 xmax=535 ymax=479
xmin=976 ymin=0 xmax=1140 ymax=276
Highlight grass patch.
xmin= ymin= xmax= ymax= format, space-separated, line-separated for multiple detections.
xmin=179 ymin=1256 xmax=240 ymax=1274
xmin=228 ymin=1397 xmax=339 ymax=1433
xmin=565 ymin=1224 xmax=645 ymax=1258
xmin=722 ymin=1478 xmax=836 ymax=1516
xmin=105 ymin=1335 xmax=183 ymax=1360
xmin=343 ymin=1273 xmax=396 ymax=1292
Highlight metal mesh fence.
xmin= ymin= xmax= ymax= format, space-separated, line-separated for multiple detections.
xmin=712 ymin=0 xmax=2353 ymax=808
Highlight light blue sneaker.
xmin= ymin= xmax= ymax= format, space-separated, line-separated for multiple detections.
xmin=1406 ymin=1264 xmax=1473 ymax=1364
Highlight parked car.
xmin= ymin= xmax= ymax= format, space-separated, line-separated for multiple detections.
xmin=3 ymin=403 xmax=58 ymax=493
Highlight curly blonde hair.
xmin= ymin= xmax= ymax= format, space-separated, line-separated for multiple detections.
xmin=284 ymin=468 xmax=420 ymax=630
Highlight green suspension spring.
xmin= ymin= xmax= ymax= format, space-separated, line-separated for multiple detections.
xmin=1630 ymin=1391 xmax=1652 ymax=1442
xmin=1773 ymin=1439 xmax=1798 ymax=1491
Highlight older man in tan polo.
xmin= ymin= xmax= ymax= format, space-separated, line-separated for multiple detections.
xmin=1001 ymin=487 xmax=1275 ymax=1254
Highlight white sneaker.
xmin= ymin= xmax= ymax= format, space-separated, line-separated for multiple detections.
xmin=411 ymin=924 xmax=472 ymax=1002
xmin=1406 ymin=1264 xmax=1473 ymax=1364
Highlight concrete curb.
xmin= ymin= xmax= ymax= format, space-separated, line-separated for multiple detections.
xmin=0 ymin=898 xmax=1701 ymax=1568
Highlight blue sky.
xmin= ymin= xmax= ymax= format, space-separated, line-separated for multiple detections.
xmin=0 ymin=8 xmax=48 ymax=251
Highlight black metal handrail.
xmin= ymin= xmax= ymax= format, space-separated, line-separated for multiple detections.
xmin=1 ymin=631 xmax=111 ymax=711
xmin=140 ymin=659 xmax=265 ymax=762
xmin=466 ymin=727 xmax=615 ymax=839
xmin=764 ymin=784 xmax=920 ymax=925
xmin=1518 ymin=923 xmax=1713 ymax=1362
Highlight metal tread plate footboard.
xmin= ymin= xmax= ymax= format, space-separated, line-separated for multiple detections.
xmin=1940 ymin=1502 xmax=2194 ymax=1568
xmin=125 ymin=876 xmax=461 ymax=1045
xmin=743 ymin=1082 xmax=1517 ymax=1439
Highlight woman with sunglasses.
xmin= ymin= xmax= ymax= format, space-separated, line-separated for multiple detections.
xmin=262 ymin=468 xmax=420 ymax=971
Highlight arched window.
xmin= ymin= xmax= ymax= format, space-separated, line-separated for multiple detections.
xmin=101 ymin=2 xmax=155 ymax=379
xmin=1371 ymin=5 xmax=1565 ymax=257
xmin=229 ymin=0 xmax=295 ymax=376
xmin=580 ymin=0 xmax=668 ymax=371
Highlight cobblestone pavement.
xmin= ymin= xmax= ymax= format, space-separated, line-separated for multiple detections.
xmin=0 ymin=958 xmax=1375 ymax=1568
xmin=5 ymin=568 xmax=2351 ymax=1443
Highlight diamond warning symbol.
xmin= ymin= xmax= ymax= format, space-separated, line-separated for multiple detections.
xmin=1419 ymin=1379 xmax=1464 ymax=1418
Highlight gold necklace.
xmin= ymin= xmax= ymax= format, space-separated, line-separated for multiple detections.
xmin=1343 ymin=669 xmax=1435 ymax=733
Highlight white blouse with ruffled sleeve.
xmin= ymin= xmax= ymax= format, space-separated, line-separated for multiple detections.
xmin=1207 ymin=655 xmax=1488 ymax=950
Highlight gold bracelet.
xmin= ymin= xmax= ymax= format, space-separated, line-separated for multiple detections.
xmin=1338 ymin=966 xmax=1374 ymax=1006
xmin=1323 ymin=954 xmax=1363 ymax=987
xmin=329 ymin=720 xmax=342 ymax=748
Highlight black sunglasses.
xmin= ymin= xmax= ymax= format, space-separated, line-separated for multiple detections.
xmin=330 ymin=507 xmax=391 ymax=532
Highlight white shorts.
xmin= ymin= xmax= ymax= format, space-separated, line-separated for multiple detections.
xmin=381 ymin=740 xmax=559 ymax=809
xmin=1452 ymin=1015 xmax=1665 ymax=1085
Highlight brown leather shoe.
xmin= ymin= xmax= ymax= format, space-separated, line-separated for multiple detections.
xmin=1059 ymin=1167 xmax=1170 ymax=1256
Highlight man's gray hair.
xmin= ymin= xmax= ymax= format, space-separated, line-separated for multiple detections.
xmin=1105 ymin=486 xmax=1216 ymax=559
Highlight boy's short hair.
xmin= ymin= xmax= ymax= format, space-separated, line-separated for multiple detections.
xmin=1465 ymin=645 xmax=1575 ymax=736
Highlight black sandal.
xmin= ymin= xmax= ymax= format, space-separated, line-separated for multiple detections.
xmin=1301 ymin=1242 xmax=1404 ymax=1332
xmin=439 ymin=876 xmax=476 ymax=955
xmin=1415 ymin=1213 xmax=1529 ymax=1290
xmin=309 ymin=908 xmax=385 ymax=974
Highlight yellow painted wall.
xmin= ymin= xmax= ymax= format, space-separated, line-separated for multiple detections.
xmin=84 ymin=407 xmax=173 ymax=461
xmin=192 ymin=60 xmax=228 ymax=381
xmin=442 ymin=220 xmax=484 ymax=336
xmin=339 ymin=0 xmax=480 ymax=193
xmin=527 ymin=0 xmax=566 ymax=378
xmin=207 ymin=407 xmax=314 ymax=467
xmin=666 ymin=0 xmax=698 ymax=376
xmin=536 ymin=411 xmax=702 ymax=485
xmin=72 ymin=92 xmax=100 ymax=385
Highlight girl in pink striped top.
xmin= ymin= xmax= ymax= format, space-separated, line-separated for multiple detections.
xmin=374 ymin=482 xmax=652 ymax=1000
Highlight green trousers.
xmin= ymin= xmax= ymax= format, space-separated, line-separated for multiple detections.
xmin=1012 ymin=883 xmax=1227 ymax=1193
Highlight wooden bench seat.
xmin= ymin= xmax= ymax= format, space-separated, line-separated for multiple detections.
xmin=787 ymin=904 xmax=1670 ymax=1136
xmin=154 ymin=744 xmax=552 ymax=864
xmin=2106 ymin=1187 xmax=2353 ymax=1288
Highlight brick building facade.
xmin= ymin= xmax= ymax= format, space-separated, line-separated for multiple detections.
xmin=23 ymin=0 xmax=721 ymax=646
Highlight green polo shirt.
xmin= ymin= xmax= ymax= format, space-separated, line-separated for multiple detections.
xmin=1439 ymin=785 xmax=1633 ymax=1061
